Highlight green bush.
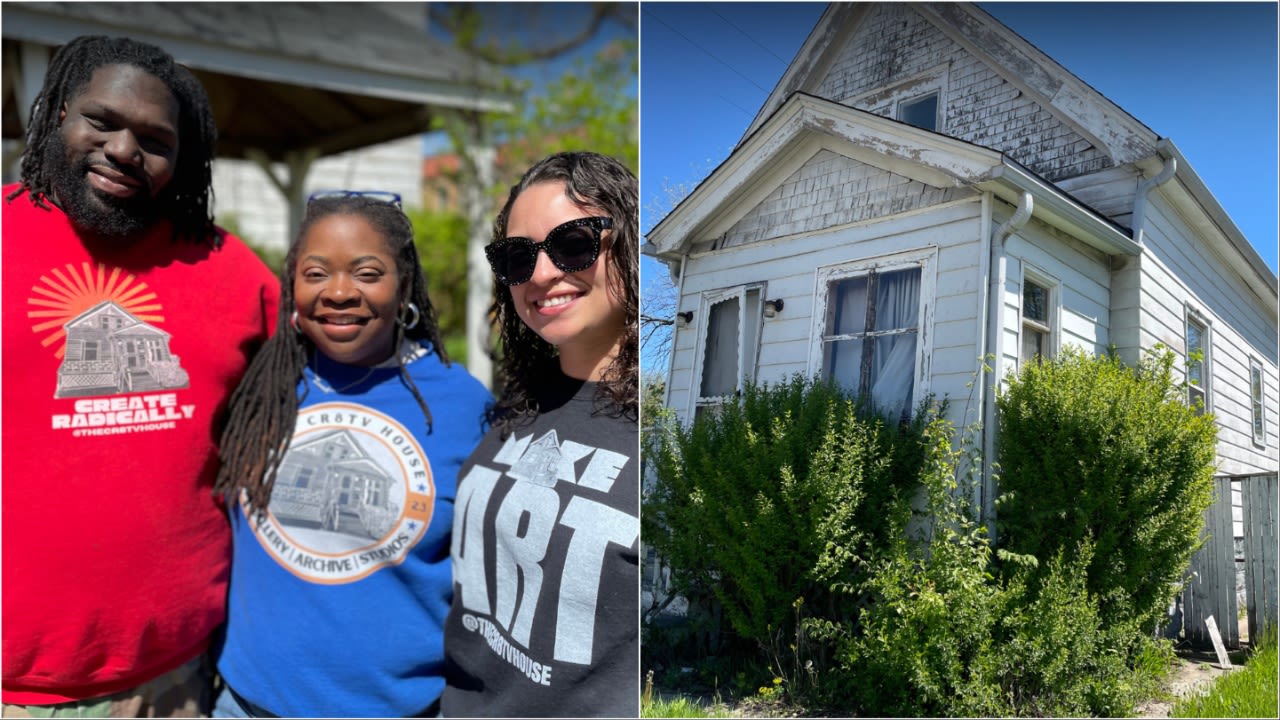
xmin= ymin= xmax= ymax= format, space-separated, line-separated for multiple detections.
xmin=994 ymin=347 xmax=1217 ymax=630
xmin=825 ymin=414 xmax=1165 ymax=717
xmin=642 ymin=375 xmax=926 ymax=648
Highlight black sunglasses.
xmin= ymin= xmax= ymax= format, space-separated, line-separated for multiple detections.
xmin=485 ymin=216 xmax=612 ymax=286
xmin=306 ymin=190 xmax=402 ymax=208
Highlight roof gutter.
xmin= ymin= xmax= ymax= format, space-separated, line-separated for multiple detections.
xmin=982 ymin=160 xmax=1140 ymax=257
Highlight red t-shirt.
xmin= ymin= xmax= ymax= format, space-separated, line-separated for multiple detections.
xmin=1 ymin=186 xmax=281 ymax=704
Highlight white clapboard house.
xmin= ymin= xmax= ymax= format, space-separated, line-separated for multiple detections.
xmin=644 ymin=2 xmax=1278 ymax=525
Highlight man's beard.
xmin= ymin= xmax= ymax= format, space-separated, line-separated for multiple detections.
xmin=47 ymin=135 xmax=161 ymax=240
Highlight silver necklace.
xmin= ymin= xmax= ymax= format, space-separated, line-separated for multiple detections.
xmin=308 ymin=362 xmax=377 ymax=394
xmin=306 ymin=339 xmax=425 ymax=394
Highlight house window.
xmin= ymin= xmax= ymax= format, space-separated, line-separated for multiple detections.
xmin=816 ymin=262 xmax=923 ymax=420
xmin=1250 ymin=359 xmax=1265 ymax=445
xmin=898 ymin=92 xmax=939 ymax=131
xmin=294 ymin=466 xmax=313 ymax=489
xmin=82 ymin=341 xmax=99 ymax=362
xmin=1021 ymin=278 xmax=1052 ymax=366
xmin=693 ymin=285 xmax=763 ymax=419
xmin=1186 ymin=313 xmax=1209 ymax=414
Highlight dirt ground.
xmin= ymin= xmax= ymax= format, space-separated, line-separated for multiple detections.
xmin=1132 ymin=647 xmax=1234 ymax=718
xmin=1134 ymin=616 xmax=1251 ymax=719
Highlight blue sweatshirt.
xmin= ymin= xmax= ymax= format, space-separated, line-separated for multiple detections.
xmin=217 ymin=343 xmax=491 ymax=717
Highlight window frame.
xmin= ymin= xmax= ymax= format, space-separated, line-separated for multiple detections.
xmin=689 ymin=282 xmax=766 ymax=419
xmin=897 ymin=91 xmax=940 ymax=132
xmin=808 ymin=247 xmax=935 ymax=417
xmin=1184 ymin=307 xmax=1212 ymax=415
xmin=1018 ymin=266 xmax=1060 ymax=369
xmin=1250 ymin=357 xmax=1266 ymax=447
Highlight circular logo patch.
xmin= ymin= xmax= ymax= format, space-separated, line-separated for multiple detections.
xmin=248 ymin=402 xmax=434 ymax=583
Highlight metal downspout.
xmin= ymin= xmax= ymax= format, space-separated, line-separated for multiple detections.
xmin=1133 ymin=156 xmax=1178 ymax=246
xmin=982 ymin=191 xmax=1032 ymax=540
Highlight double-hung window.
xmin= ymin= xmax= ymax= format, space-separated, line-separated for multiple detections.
xmin=693 ymin=285 xmax=763 ymax=419
xmin=1020 ymin=272 xmax=1057 ymax=367
xmin=1185 ymin=311 xmax=1210 ymax=414
xmin=812 ymin=252 xmax=930 ymax=420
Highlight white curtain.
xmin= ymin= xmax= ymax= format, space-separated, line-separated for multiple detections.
xmin=869 ymin=269 xmax=920 ymax=416
xmin=824 ymin=277 xmax=868 ymax=392
xmin=700 ymin=297 xmax=740 ymax=398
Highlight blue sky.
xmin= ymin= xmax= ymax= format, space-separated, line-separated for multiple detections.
xmin=639 ymin=1 xmax=1279 ymax=336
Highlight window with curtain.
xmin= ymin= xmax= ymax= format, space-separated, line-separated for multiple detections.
xmin=820 ymin=266 xmax=921 ymax=420
xmin=1186 ymin=313 xmax=1209 ymax=414
xmin=695 ymin=286 xmax=762 ymax=419
xmin=1250 ymin=359 xmax=1265 ymax=445
xmin=1021 ymin=278 xmax=1051 ymax=366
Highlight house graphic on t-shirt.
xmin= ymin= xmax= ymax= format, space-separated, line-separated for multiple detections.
xmin=270 ymin=428 xmax=401 ymax=541
xmin=55 ymin=301 xmax=189 ymax=398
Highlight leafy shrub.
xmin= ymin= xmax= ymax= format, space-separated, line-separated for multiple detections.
xmin=824 ymin=414 xmax=1165 ymax=717
xmin=994 ymin=348 xmax=1217 ymax=630
xmin=642 ymin=375 xmax=926 ymax=647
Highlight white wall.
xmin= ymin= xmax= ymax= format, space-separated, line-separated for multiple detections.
xmin=211 ymin=135 xmax=423 ymax=252
xmin=1136 ymin=194 xmax=1278 ymax=474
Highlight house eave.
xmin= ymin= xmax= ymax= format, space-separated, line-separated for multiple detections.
xmin=980 ymin=162 xmax=1140 ymax=257
xmin=1153 ymin=140 xmax=1279 ymax=299
xmin=646 ymin=92 xmax=1001 ymax=258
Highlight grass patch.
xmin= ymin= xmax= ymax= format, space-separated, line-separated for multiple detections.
xmin=1172 ymin=624 xmax=1278 ymax=718
xmin=641 ymin=695 xmax=732 ymax=718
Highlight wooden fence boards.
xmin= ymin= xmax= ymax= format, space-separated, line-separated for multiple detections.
xmin=1242 ymin=474 xmax=1277 ymax=642
xmin=1180 ymin=474 xmax=1276 ymax=650
xmin=1183 ymin=477 xmax=1239 ymax=649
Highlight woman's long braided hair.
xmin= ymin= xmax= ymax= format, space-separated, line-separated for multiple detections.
xmin=6 ymin=35 xmax=220 ymax=246
xmin=214 ymin=196 xmax=447 ymax=516
xmin=488 ymin=152 xmax=639 ymax=435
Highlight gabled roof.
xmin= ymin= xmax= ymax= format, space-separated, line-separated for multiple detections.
xmin=743 ymin=2 xmax=1157 ymax=166
xmin=644 ymin=92 xmax=1137 ymax=263
xmin=666 ymin=1 xmax=1275 ymax=297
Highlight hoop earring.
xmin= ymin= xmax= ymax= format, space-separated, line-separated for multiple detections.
xmin=290 ymin=310 xmax=301 ymax=333
xmin=399 ymin=302 xmax=421 ymax=330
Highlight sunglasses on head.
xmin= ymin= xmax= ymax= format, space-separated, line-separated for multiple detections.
xmin=306 ymin=190 xmax=402 ymax=208
xmin=485 ymin=216 xmax=612 ymax=286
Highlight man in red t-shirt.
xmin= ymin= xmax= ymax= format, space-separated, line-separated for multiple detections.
xmin=2 ymin=36 xmax=279 ymax=717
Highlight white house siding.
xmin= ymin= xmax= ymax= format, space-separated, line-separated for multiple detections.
xmin=211 ymin=135 xmax=423 ymax=252
xmin=670 ymin=195 xmax=986 ymax=430
xmin=994 ymin=215 xmax=1113 ymax=385
xmin=1054 ymin=165 xmax=1142 ymax=228
xmin=1135 ymin=196 xmax=1279 ymax=474
xmin=723 ymin=150 xmax=970 ymax=249
xmin=817 ymin=3 xmax=1114 ymax=183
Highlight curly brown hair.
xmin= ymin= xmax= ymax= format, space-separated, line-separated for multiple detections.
xmin=488 ymin=152 xmax=638 ymax=434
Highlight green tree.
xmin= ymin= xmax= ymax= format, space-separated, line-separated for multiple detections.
xmin=427 ymin=3 xmax=637 ymax=386
xmin=406 ymin=206 xmax=470 ymax=363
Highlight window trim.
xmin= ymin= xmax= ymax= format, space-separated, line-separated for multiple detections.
xmin=689 ymin=282 xmax=766 ymax=419
xmin=1184 ymin=307 xmax=1212 ymax=414
xmin=897 ymin=91 xmax=940 ymax=132
xmin=1250 ymin=357 xmax=1266 ymax=448
xmin=1018 ymin=266 xmax=1060 ymax=369
xmin=808 ymin=247 xmax=935 ymax=413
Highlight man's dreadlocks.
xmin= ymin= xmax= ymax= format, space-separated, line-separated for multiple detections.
xmin=6 ymin=35 xmax=220 ymax=246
